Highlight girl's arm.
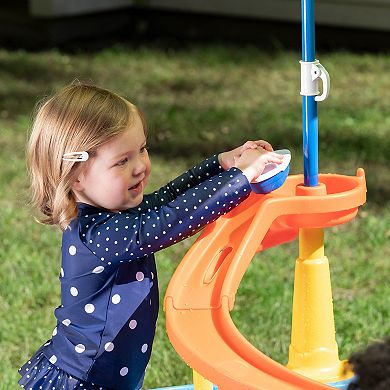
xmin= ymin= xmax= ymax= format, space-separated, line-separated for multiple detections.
xmin=81 ymin=167 xmax=251 ymax=265
xmin=141 ymin=139 xmax=272 ymax=210
xmin=140 ymin=154 xmax=224 ymax=210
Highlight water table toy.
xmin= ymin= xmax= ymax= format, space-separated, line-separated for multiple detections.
xmin=153 ymin=0 xmax=367 ymax=389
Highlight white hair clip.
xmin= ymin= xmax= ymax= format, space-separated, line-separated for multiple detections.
xmin=62 ymin=151 xmax=89 ymax=162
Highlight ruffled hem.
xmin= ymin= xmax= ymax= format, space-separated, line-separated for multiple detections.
xmin=18 ymin=344 xmax=111 ymax=390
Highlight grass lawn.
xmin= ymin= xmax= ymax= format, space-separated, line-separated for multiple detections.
xmin=0 ymin=44 xmax=389 ymax=389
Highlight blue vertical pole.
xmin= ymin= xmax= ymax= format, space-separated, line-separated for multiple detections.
xmin=301 ymin=0 xmax=318 ymax=186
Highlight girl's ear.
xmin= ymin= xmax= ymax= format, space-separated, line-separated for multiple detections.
xmin=71 ymin=172 xmax=85 ymax=192
xmin=72 ymin=178 xmax=83 ymax=192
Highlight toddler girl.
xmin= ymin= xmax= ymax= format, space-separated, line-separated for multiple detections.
xmin=18 ymin=82 xmax=283 ymax=390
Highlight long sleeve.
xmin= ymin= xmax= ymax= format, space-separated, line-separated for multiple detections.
xmin=79 ymin=166 xmax=251 ymax=265
xmin=140 ymin=154 xmax=224 ymax=210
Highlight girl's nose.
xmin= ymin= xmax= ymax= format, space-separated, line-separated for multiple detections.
xmin=133 ymin=157 xmax=147 ymax=176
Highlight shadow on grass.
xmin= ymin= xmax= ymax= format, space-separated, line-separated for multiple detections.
xmin=0 ymin=53 xmax=92 ymax=115
xmin=1 ymin=47 xmax=387 ymax=206
xmin=147 ymin=104 xmax=389 ymax=161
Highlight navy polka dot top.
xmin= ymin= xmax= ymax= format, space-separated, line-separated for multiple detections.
xmin=41 ymin=155 xmax=251 ymax=390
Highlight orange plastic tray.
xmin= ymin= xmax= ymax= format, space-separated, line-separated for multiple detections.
xmin=164 ymin=171 xmax=366 ymax=390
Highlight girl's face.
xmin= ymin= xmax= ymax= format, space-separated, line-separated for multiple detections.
xmin=73 ymin=114 xmax=151 ymax=211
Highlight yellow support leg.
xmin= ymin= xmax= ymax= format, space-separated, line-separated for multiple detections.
xmin=193 ymin=370 xmax=213 ymax=390
xmin=287 ymin=228 xmax=352 ymax=382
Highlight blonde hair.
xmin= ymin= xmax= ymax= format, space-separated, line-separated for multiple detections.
xmin=27 ymin=81 xmax=146 ymax=230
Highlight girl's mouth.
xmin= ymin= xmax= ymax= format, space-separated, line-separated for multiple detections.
xmin=129 ymin=180 xmax=143 ymax=192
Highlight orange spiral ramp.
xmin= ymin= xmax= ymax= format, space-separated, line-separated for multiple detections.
xmin=164 ymin=171 xmax=366 ymax=389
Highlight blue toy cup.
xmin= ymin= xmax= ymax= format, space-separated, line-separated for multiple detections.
xmin=250 ymin=149 xmax=291 ymax=194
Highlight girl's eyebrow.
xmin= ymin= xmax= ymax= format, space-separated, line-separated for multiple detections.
xmin=111 ymin=139 xmax=147 ymax=161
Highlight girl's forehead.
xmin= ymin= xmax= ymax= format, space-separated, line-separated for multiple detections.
xmin=99 ymin=117 xmax=146 ymax=158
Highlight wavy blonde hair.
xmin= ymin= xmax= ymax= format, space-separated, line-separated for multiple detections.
xmin=27 ymin=81 xmax=146 ymax=230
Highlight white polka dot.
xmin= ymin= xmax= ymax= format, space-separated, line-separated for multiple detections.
xmin=49 ymin=355 xmax=57 ymax=364
xmin=112 ymin=294 xmax=121 ymax=304
xmin=120 ymin=367 xmax=128 ymax=376
xmin=62 ymin=319 xmax=71 ymax=326
xmin=129 ymin=320 xmax=137 ymax=329
xmin=68 ymin=246 xmax=76 ymax=256
xmin=151 ymin=272 xmax=154 ymax=279
xmin=60 ymin=268 xmax=64 ymax=277
xmin=75 ymin=344 xmax=85 ymax=353
xmin=70 ymin=287 xmax=78 ymax=296
xmin=141 ymin=344 xmax=148 ymax=353
xmin=92 ymin=266 xmax=104 ymax=274
xmin=104 ymin=342 xmax=114 ymax=352
xmin=136 ymin=272 xmax=144 ymax=281
xmin=85 ymin=304 xmax=95 ymax=313
xmin=52 ymin=327 xmax=57 ymax=336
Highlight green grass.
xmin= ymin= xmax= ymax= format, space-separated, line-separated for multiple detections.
xmin=0 ymin=44 xmax=389 ymax=389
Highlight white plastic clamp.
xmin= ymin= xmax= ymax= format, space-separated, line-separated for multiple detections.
xmin=300 ymin=59 xmax=330 ymax=101
xmin=62 ymin=151 xmax=89 ymax=162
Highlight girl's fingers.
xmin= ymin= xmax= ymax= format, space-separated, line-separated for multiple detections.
xmin=255 ymin=140 xmax=273 ymax=151
xmin=242 ymin=141 xmax=258 ymax=151
xmin=257 ymin=151 xmax=283 ymax=164
xmin=266 ymin=153 xmax=284 ymax=164
xmin=239 ymin=141 xmax=257 ymax=156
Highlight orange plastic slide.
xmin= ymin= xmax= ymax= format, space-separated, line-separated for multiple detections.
xmin=164 ymin=172 xmax=366 ymax=390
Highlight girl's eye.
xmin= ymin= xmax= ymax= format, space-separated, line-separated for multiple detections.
xmin=117 ymin=157 xmax=128 ymax=166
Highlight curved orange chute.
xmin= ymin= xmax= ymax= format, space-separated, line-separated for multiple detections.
xmin=164 ymin=171 xmax=366 ymax=390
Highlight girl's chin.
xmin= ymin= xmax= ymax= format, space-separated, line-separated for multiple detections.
xmin=126 ymin=193 xmax=144 ymax=209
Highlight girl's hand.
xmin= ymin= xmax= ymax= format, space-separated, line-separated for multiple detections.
xmin=252 ymin=140 xmax=273 ymax=152
xmin=234 ymin=147 xmax=284 ymax=182
xmin=218 ymin=140 xmax=274 ymax=170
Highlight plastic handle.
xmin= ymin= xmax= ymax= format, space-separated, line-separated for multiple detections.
xmin=312 ymin=63 xmax=330 ymax=102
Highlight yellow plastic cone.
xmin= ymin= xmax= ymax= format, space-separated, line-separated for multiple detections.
xmin=193 ymin=370 xmax=213 ymax=390
xmin=287 ymin=228 xmax=351 ymax=382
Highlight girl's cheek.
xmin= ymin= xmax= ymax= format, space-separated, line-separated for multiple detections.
xmin=146 ymin=157 xmax=152 ymax=173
